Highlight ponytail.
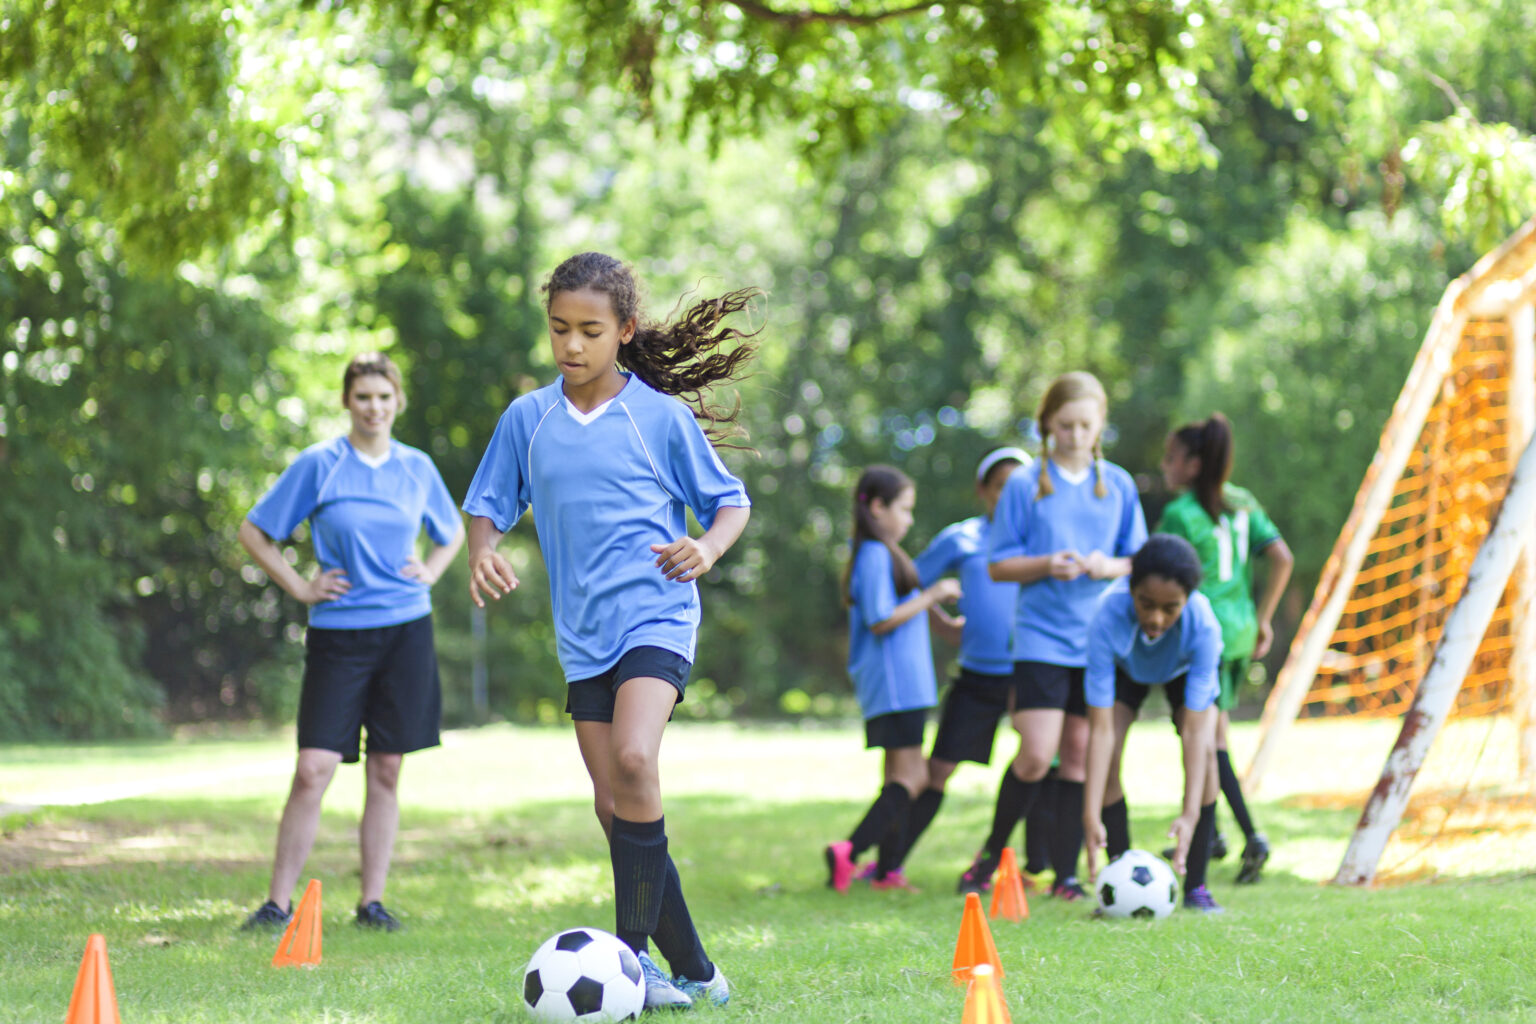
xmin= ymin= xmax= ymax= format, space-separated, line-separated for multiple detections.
xmin=841 ymin=465 xmax=921 ymax=606
xmin=542 ymin=252 xmax=763 ymax=446
xmin=1172 ymin=412 xmax=1234 ymax=522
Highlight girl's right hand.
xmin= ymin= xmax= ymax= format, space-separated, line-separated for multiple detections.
xmin=926 ymin=578 xmax=962 ymax=605
xmin=468 ymin=550 xmax=520 ymax=608
xmin=1048 ymin=551 xmax=1084 ymax=580
xmin=298 ymin=568 xmax=350 ymax=605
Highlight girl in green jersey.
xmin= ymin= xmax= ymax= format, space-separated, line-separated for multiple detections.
xmin=1158 ymin=413 xmax=1293 ymax=883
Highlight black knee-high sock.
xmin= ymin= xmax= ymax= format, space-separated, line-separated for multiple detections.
xmin=874 ymin=788 xmax=913 ymax=877
xmin=1186 ymin=802 xmax=1218 ymax=891
xmin=849 ymin=783 xmax=908 ymax=859
xmin=896 ymin=787 xmax=945 ymax=864
xmin=610 ymin=815 xmax=668 ymax=955
xmin=1102 ymin=797 xmax=1131 ymax=860
xmin=1050 ymin=779 xmax=1085 ymax=882
xmin=1216 ymin=750 xmax=1257 ymax=839
xmin=652 ymin=855 xmax=712 ymax=982
xmin=1023 ymin=770 xmax=1057 ymax=873
xmin=985 ymin=768 xmax=1041 ymax=857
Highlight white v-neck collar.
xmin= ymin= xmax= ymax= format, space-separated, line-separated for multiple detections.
xmin=1052 ymin=460 xmax=1092 ymax=486
xmin=348 ymin=441 xmax=392 ymax=468
xmin=563 ymin=395 xmax=617 ymax=425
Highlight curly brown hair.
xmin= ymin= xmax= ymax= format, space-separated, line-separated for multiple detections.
xmin=541 ymin=252 xmax=762 ymax=445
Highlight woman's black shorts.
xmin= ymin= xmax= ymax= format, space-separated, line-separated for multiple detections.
xmin=565 ymin=646 xmax=692 ymax=723
xmin=864 ymin=708 xmax=928 ymax=750
xmin=1014 ymin=660 xmax=1088 ymax=717
xmin=298 ymin=614 xmax=442 ymax=763
xmin=929 ymin=668 xmax=1017 ymax=765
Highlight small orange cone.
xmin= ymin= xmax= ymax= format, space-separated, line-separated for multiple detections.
xmin=989 ymin=847 xmax=1030 ymax=922
xmin=65 ymin=933 xmax=121 ymax=1024
xmin=961 ymin=962 xmax=1013 ymax=1024
xmin=952 ymin=891 xmax=1004 ymax=985
xmin=272 ymin=879 xmax=323 ymax=968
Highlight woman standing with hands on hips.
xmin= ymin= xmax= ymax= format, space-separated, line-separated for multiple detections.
xmin=462 ymin=252 xmax=755 ymax=1010
xmin=237 ymin=352 xmax=464 ymax=933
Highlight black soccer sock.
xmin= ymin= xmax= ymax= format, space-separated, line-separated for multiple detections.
xmin=1050 ymin=779 xmax=1085 ymax=882
xmin=896 ymin=787 xmax=945 ymax=864
xmin=873 ymin=788 xmax=913 ymax=877
xmin=1102 ymin=797 xmax=1131 ymax=860
xmin=610 ymin=814 xmax=668 ymax=955
xmin=1186 ymin=802 xmax=1218 ymax=891
xmin=1216 ymin=749 xmax=1257 ymax=840
xmin=1023 ymin=771 xmax=1057 ymax=873
xmin=652 ymin=855 xmax=712 ymax=983
xmin=849 ymin=782 xmax=909 ymax=859
xmin=984 ymin=768 xmax=1040 ymax=857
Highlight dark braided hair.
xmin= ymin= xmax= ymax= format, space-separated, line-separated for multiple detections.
xmin=541 ymin=252 xmax=761 ymax=445
xmin=1171 ymin=412 xmax=1234 ymax=522
xmin=840 ymin=465 xmax=921 ymax=607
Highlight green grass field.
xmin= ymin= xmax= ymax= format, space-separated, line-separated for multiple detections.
xmin=2 ymin=720 xmax=1533 ymax=1023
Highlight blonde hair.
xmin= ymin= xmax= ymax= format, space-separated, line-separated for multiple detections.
xmin=1035 ymin=370 xmax=1108 ymax=499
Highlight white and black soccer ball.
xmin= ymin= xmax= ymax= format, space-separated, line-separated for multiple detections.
xmin=522 ymin=927 xmax=645 ymax=1022
xmin=1095 ymin=849 xmax=1179 ymax=920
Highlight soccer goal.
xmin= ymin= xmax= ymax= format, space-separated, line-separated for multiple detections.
xmin=1245 ymin=215 xmax=1536 ymax=885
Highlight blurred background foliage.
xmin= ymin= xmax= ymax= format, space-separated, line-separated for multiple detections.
xmin=1 ymin=0 xmax=1533 ymax=737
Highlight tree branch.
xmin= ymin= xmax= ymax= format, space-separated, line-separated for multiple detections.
xmin=721 ymin=0 xmax=939 ymax=28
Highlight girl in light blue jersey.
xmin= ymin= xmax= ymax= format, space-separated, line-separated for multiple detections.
xmin=958 ymin=371 xmax=1147 ymax=901
xmin=825 ymin=465 xmax=960 ymax=893
xmin=463 ymin=253 xmax=756 ymax=1009
xmin=237 ymin=352 xmax=464 ymax=933
xmin=1080 ymin=534 xmax=1225 ymax=912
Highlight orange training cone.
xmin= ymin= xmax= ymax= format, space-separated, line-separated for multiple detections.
xmin=952 ymin=891 xmax=1004 ymax=986
xmin=961 ymin=962 xmax=1013 ymax=1024
xmin=272 ymin=878 xmax=323 ymax=968
xmin=65 ymin=933 xmax=121 ymax=1024
xmin=989 ymin=847 xmax=1030 ymax=922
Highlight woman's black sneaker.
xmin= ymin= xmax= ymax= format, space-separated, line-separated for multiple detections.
xmin=356 ymin=900 xmax=402 ymax=931
xmin=240 ymin=900 xmax=291 ymax=932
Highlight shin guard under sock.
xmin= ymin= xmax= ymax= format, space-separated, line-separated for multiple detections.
xmin=896 ymin=787 xmax=944 ymax=864
xmin=1216 ymin=749 xmax=1257 ymax=839
xmin=849 ymin=782 xmax=908 ymax=859
xmin=985 ymin=768 xmax=1040 ymax=857
xmin=1049 ymin=779 xmax=1085 ymax=882
xmin=1023 ymin=771 xmax=1057 ymax=873
xmin=1186 ymin=802 xmax=1218 ymax=891
xmin=1102 ymin=797 xmax=1131 ymax=860
xmin=610 ymin=815 xmax=668 ymax=955
xmin=874 ymin=788 xmax=913 ymax=876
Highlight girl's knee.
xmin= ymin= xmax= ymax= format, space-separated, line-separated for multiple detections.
xmin=611 ymin=744 xmax=658 ymax=789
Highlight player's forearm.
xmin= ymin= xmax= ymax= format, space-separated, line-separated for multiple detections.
xmin=870 ymin=587 xmax=942 ymax=634
xmin=1179 ymin=708 xmax=1216 ymax=817
xmin=699 ymin=504 xmax=750 ymax=563
xmin=466 ymin=516 xmax=506 ymax=563
xmin=989 ymin=554 xmax=1051 ymax=584
xmin=237 ymin=519 xmax=309 ymax=601
xmin=1082 ymin=709 xmax=1116 ymax=822
xmin=1255 ymin=540 xmax=1294 ymax=624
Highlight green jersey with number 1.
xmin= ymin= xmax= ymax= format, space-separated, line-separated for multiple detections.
xmin=1156 ymin=485 xmax=1282 ymax=660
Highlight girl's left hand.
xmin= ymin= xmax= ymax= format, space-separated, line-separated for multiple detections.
xmin=402 ymin=557 xmax=437 ymax=587
xmin=651 ymin=536 xmax=717 ymax=582
xmin=1253 ymin=619 xmax=1275 ymax=659
xmin=1166 ymin=812 xmax=1198 ymax=875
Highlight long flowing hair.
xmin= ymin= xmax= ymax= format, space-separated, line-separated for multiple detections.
xmin=840 ymin=465 xmax=921 ymax=607
xmin=1035 ymin=371 xmax=1108 ymax=499
xmin=1172 ymin=412 xmax=1234 ymax=522
xmin=542 ymin=252 xmax=761 ymax=445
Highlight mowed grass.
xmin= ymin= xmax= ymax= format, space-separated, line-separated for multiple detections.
xmin=1 ymin=720 xmax=1533 ymax=1023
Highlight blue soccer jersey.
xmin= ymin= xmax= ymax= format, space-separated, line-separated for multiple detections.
xmin=988 ymin=459 xmax=1148 ymax=667
xmin=915 ymin=517 xmax=1019 ymax=677
xmin=247 ymin=437 xmax=463 ymax=630
xmin=462 ymin=374 xmax=751 ymax=681
xmin=847 ymin=540 xmax=938 ymax=719
xmin=1084 ymin=581 xmax=1223 ymax=711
